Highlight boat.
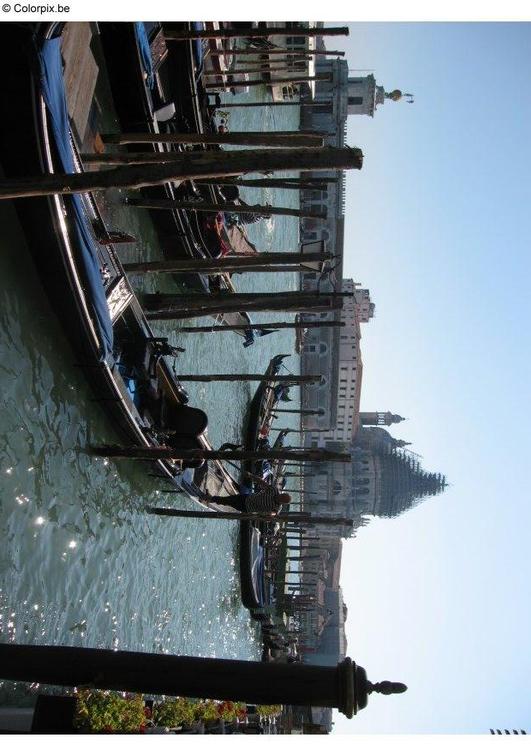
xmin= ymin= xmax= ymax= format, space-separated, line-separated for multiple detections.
xmin=97 ymin=21 xmax=265 ymax=346
xmin=238 ymin=355 xmax=293 ymax=615
xmin=0 ymin=22 xmax=236 ymax=506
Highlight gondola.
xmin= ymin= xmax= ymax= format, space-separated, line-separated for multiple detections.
xmin=98 ymin=21 xmax=262 ymax=345
xmin=239 ymin=354 xmax=291 ymax=614
xmin=0 ymin=23 xmax=236 ymax=505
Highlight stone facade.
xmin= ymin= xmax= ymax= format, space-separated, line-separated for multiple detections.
xmin=298 ymin=58 xmax=387 ymax=430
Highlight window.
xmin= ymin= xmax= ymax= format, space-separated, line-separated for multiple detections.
xmin=316 ymin=103 xmax=333 ymax=114
xmin=348 ymin=96 xmax=363 ymax=106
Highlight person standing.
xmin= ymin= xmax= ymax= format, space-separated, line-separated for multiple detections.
xmin=209 ymin=487 xmax=291 ymax=516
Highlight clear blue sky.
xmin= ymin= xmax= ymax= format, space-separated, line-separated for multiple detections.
xmin=328 ymin=22 xmax=531 ymax=734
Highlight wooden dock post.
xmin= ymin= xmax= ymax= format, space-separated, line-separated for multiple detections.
xmin=97 ymin=131 xmax=324 ymax=148
xmin=172 ymin=320 xmax=345 ymax=334
xmin=163 ymin=26 xmax=350 ymax=41
xmin=146 ymin=507 xmax=354 ymax=526
xmin=126 ymin=197 xmax=326 ymax=220
xmin=0 ymin=146 xmax=363 ymax=200
xmin=204 ymin=63 xmax=311 ymax=75
xmin=123 ymin=251 xmax=331 ymax=275
xmin=142 ymin=291 xmax=351 ymax=321
xmin=90 ymin=445 xmax=351 ymax=463
xmin=208 ymin=100 xmax=335 ymax=108
xmin=208 ymin=47 xmax=346 ymax=57
xmin=173 ymin=373 xmax=321 ymax=384
xmin=204 ymin=74 xmax=330 ymax=90
xmin=272 ymin=408 xmax=325 ymax=416
xmin=196 ymin=176 xmax=339 ymax=189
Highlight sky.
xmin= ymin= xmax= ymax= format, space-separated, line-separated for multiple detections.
xmin=326 ymin=22 xmax=531 ymax=733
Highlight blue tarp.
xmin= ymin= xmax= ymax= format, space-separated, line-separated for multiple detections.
xmin=37 ymin=38 xmax=114 ymax=360
xmin=134 ymin=22 xmax=155 ymax=90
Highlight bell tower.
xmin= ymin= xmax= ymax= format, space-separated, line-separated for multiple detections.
xmin=359 ymin=411 xmax=406 ymax=426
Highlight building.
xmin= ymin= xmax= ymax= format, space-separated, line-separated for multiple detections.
xmin=297 ymin=425 xmax=446 ymax=673
xmin=298 ymin=49 xmax=401 ymax=430
xmin=261 ymin=21 xmax=322 ymax=101
xmin=303 ymin=422 xmax=446 ymax=528
xmin=301 ymin=282 xmax=374 ymax=439
xmin=351 ymin=426 xmax=446 ymax=518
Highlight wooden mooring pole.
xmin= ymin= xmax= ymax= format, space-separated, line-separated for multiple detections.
xmin=143 ymin=290 xmax=352 ymax=312
xmin=174 ymin=320 xmax=344 ymax=334
xmin=204 ymin=74 xmax=330 ymax=90
xmin=0 ymin=146 xmax=363 ymax=200
xmin=271 ymin=427 xmax=330 ymax=433
xmin=122 ymin=251 xmax=330 ymax=275
xmin=146 ymin=507 xmax=353 ymax=526
xmin=204 ymin=64 xmax=310 ymax=75
xmin=272 ymin=408 xmax=325 ymax=415
xmin=208 ymin=47 xmax=346 ymax=57
xmin=196 ymin=177 xmax=338 ymax=189
xmin=126 ymin=197 xmax=326 ymax=220
xmin=173 ymin=373 xmax=321 ymax=383
xmin=143 ymin=294 xmax=348 ymax=321
xmin=91 ymin=445 xmax=351 ymax=463
xmin=210 ymin=100 xmax=334 ymax=108
xmin=164 ymin=26 xmax=349 ymax=41
xmin=97 ymin=131 xmax=324 ymax=148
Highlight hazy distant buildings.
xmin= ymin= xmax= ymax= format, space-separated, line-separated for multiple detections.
xmin=351 ymin=425 xmax=446 ymax=518
xmin=298 ymin=421 xmax=446 ymax=669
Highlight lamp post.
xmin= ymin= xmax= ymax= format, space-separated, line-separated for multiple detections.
xmin=0 ymin=644 xmax=406 ymax=719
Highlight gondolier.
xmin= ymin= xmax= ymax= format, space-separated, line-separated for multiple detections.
xmin=209 ymin=486 xmax=291 ymax=515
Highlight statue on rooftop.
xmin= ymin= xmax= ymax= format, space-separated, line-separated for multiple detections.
xmin=385 ymin=89 xmax=415 ymax=103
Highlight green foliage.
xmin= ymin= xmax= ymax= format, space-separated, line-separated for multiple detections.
xmin=152 ymin=697 xmax=196 ymax=728
xmin=194 ymin=699 xmax=220 ymax=722
xmin=74 ymin=690 xmax=250 ymax=733
xmin=154 ymin=697 xmax=247 ymax=725
xmin=74 ymin=689 xmax=146 ymax=733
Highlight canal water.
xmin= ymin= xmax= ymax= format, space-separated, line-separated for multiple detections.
xmin=0 ymin=87 xmax=301 ymax=704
